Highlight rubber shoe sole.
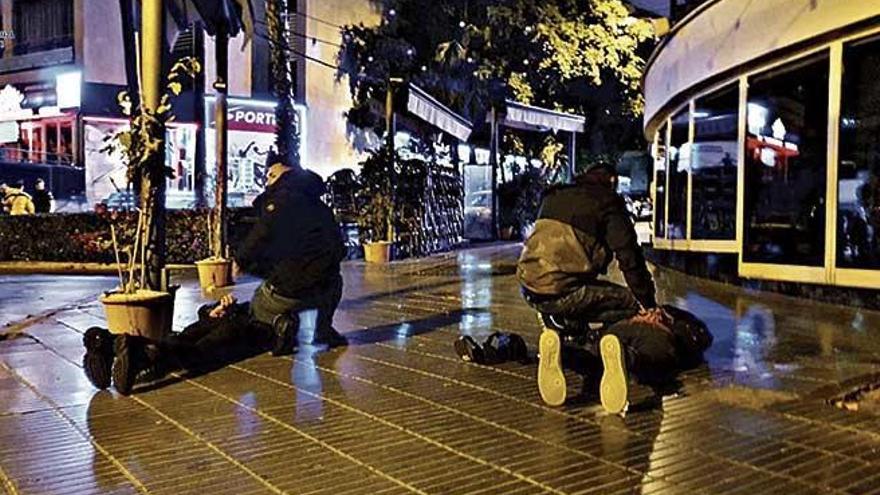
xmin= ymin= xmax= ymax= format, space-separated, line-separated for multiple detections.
xmin=538 ymin=329 xmax=566 ymax=406
xmin=83 ymin=327 xmax=113 ymax=390
xmin=600 ymin=334 xmax=629 ymax=415
xmin=112 ymin=335 xmax=135 ymax=396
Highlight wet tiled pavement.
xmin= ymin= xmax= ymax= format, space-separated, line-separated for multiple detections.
xmin=2 ymin=243 xmax=880 ymax=494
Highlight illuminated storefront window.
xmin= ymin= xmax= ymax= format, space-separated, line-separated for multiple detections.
xmin=838 ymin=35 xmax=880 ymax=270
xmin=667 ymin=109 xmax=689 ymax=239
xmin=744 ymin=54 xmax=829 ymax=266
xmin=691 ymin=84 xmax=738 ymax=240
xmin=205 ymin=97 xmax=306 ymax=208
xmin=654 ymin=123 xmax=667 ymax=239
xmin=84 ymin=117 xmax=196 ymax=209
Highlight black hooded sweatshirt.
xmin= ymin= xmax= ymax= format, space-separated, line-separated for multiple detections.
xmin=235 ymin=170 xmax=345 ymax=297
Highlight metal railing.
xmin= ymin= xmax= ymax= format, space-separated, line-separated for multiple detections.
xmin=0 ymin=147 xmax=77 ymax=166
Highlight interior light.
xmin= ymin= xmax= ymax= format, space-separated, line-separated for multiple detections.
xmin=56 ymin=71 xmax=82 ymax=109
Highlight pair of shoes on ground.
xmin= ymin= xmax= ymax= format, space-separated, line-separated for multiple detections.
xmin=270 ymin=313 xmax=349 ymax=356
xmin=538 ymin=328 xmax=629 ymax=415
xmin=83 ymin=327 xmax=153 ymax=396
xmin=454 ymin=332 xmax=529 ymax=365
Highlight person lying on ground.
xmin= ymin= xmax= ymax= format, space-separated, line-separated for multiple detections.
xmin=550 ymin=304 xmax=712 ymax=414
xmin=83 ymin=295 xmax=272 ymax=391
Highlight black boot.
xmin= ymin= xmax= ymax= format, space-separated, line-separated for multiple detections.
xmin=483 ymin=332 xmax=529 ymax=364
xmin=112 ymin=334 xmax=142 ymax=395
xmin=83 ymin=327 xmax=115 ymax=390
xmin=271 ymin=313 xmax=298 ymax=356
xmin=454 ymin=335 xmax=486 ymax=364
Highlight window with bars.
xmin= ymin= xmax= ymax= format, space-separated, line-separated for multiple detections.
xmin=13 ymin=0 xmax=73 ymax=55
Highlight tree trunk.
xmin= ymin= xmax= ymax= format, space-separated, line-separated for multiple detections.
xmin=265 ymin=0 xmax=300 ymax=170
xmin=212 ymin=29 xmax=229 ymax=259
xmin=140 ymin=0 xmax=166 ymax=291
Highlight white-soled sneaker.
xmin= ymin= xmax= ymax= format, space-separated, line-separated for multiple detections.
xmin=599 ymin=334 xmax=629 ymax=415
xmin=538 ymin=328 xmax=566 ymax=406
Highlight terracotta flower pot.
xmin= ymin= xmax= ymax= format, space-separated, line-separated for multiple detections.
xmin=195 ymin=257 xmax=233 ymax=291
xmin=364 ymin=241 xmax=392 ymax=263
xmin=100 ymin=289 xmax=175 ymax=340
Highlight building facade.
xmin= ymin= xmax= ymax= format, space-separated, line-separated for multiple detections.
xmin=644 ymin=0 xmax=880 ymax=292
xmin=0 ymin=0 xmax=377 ymax=211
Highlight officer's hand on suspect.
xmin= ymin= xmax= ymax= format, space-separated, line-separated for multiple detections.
xmin=633 ymin=307 xmax=672 ymax=333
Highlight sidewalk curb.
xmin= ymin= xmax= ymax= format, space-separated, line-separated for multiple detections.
xmin=0 ymin=262 xmax=197 ymax=276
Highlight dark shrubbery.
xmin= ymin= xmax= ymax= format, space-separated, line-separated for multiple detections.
xmin=0 ymin=209 xmax=255 ymax=264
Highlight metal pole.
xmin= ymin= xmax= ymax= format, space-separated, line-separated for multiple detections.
xmin=141 ymin=0 xmax=165 ymax=290
xmin=568 ymin=131 xmax=576 ymax=183
xmin=489 ymin=107 xmax=499 ymax=240
xmin=213 ymin=29 xmax=229 ymax=259
xmin=385 ymin=79 xmax=399 ymax=243
xmin=193 ymin=22 xmax=207 ymax=208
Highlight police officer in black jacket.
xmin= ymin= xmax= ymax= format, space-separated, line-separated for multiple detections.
xmin=235 ymin=160 xmax=348 ymax=355
xmin=517 ymin=161 xmax=674 ymax=412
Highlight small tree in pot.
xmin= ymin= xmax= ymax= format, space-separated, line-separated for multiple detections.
xmin=356 ymin=149 xmax=395 ymax=263
xmin=91 ymin=57 xmax=200 ymax=394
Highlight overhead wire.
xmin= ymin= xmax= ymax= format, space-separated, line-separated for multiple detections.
xmin=253 ymin=19 xmax=342 ymax=48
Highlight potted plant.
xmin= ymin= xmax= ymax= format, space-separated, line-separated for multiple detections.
xmin=95 ymin=57 xmax=200 ymax=393
xmin=356 ymin=149 xmax=395 ymax=263
xmin=195 ymin=210 xmax=233 ymax=292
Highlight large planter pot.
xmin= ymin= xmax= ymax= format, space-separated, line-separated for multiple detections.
xmin=363 ymin=241 xmax=392 ymax=263
xmin=100 ymin=289 xmax=175 ymax=340
xmin=195 ymin=257 xmax=233 ymax=291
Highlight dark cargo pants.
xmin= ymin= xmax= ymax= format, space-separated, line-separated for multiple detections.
xmin=522 ymin=281 xmax=679 ymax=382
xmin=250 ymin=273 xmax=344 ymax=342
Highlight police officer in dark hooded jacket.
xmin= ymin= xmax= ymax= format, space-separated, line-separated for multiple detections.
xmin=235 ymin=159 xmax=347 ymax=355
xmin=517 ymin=161 xmax=677 ymax=412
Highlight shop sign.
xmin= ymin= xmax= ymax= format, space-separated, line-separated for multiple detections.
xmin=206 ymin=99 xmax=277 ymax=133
xmin=0 ymin=85 xmax=33 ymax=120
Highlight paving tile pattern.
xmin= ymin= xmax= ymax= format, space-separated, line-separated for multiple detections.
xmin=2 ymin=244 xmax=880 ymax=494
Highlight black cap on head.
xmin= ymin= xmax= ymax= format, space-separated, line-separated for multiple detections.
xmin=13 ymin=180 xmax=24 ymax=189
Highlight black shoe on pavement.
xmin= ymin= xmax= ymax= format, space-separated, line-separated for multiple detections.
xmin=112 ymin=334 xmax=138 ymax=395
xmin=483 ymin=332 xmax=529 ymax=364
xmin=454 ymin=335 xmax=486 ymax=364
xmin=317 ymin=327 xmax=348 ymax=348
xmin=271 ymin=313 xmax=298 ymax=356
xmin=83 ymin=327 xmax=115 ymax=390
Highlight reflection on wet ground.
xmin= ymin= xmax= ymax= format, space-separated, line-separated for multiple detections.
xmin=2 ymin=243 xmax=880 ymax=494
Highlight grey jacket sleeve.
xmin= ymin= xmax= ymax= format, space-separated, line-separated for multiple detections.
xmin=603 ymin=195 xmax=657 ymax=309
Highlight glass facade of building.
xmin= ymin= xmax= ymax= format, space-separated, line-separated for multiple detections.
xmin=650 ymin=26 xmax=880 ymax=288
xmin=837 ymin=35 xmax=880 ymax=271
xmin=692 ymin=84 xmax=738 ymax=240
xmin=743 ymin=54 xmax=829 ymax=266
